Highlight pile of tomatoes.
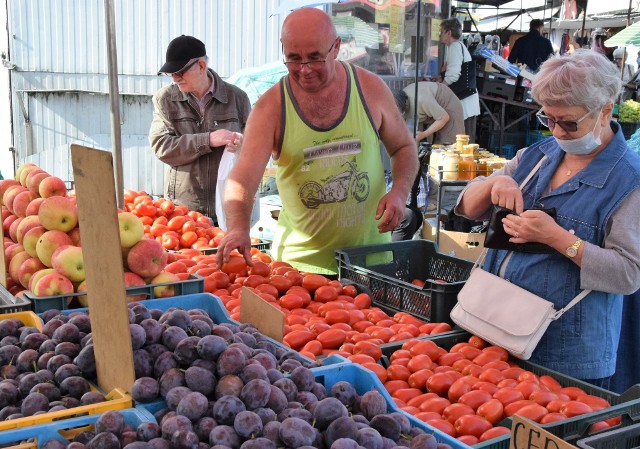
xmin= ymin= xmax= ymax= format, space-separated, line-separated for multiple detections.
xmin=124 ymin=190 xmax=264 ymax=251
xmin=378 ymin=335 xmax=617 ymax=445
xmin=162 ymin=251 xmax=454 ymax=362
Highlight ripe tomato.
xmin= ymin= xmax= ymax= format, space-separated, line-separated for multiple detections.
xmin=425 ymin=419 xmax=456 ymax=437
xmin=540 ymin=412 xmax=567 ymax=424
xmin=407 ymin=369 xmax=434 ymax=390
xmin=576 ymin=394 xmax=611 ymax=411
xmin=301 ymin=273 xmax=329 ymax=292
xmin=479 ymin=426 xmax=511 ymax=442
xmin=426 ymin=372 xmax=456 ymax=396
xmin=493 ymin=387 xmax=525 ymax=406
xmin=477 ymin=398 xmax=505 ymax=425
xmin=458 ymin=390 xmax=493 ymax=411
xmin=409 ymin=340 xmax=441 ymax=359
xmin=179 ymin=231 xmax=198 ymax=248
xmin=529 ymin=390 xmax=560 ymax=407
xmin=353 ymin=293 xmax=372 ymax=309
xmin=454 ymin=414 xmax=493 ymax=439
xmin=361 ymin=362 xmax=387 ymax=383
xmin=514 ymin=403 xmax=549 ymax=422
xmin=560 ymin=400 xmax=593 ymax=418
xmin=442 ymin=403 xmax=475 ymax=425
xmin=418 ymin=397 xmax=451 ymax=414
xmin=352 ymin=341 xmax=382 ymax=361
xmin=316 ymin=328 xmax=346 ymax=349
xmin=220 ymin=255 xmax=247 ymax=275
xmin=447 ymin=377 xmax=474 ymax=403
xmin=504 ymin=399 xmax=536 ymax=417
xmin=282 ymin=330 xmax=315 ymax=350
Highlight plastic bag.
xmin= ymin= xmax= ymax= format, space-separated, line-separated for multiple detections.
xmin=215 ymin=150 xmax=260 ymax=231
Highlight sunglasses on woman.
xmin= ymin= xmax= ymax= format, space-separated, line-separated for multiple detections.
xmin=536 ymin=110 xmax=592 ymax=133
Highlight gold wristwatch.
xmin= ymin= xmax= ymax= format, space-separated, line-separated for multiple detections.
xmin=566 ymin=238 xmax=583 ymax=258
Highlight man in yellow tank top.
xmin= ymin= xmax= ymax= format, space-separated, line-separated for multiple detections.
xmin=216 ymin=8 xmax=417 ymax=274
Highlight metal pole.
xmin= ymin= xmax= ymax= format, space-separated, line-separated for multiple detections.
xmin=104 ymin=0 xmax=124 ymax=209
xmin=580 ymin=0 xmax=588 ymax=45
xmin=412 ymin=0 xmax=422 ymax=139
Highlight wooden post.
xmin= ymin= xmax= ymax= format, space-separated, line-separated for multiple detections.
xmin=70 ymin=144 xmax=135 ymax=393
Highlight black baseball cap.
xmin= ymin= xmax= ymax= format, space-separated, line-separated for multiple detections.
xmin=158 ymin=35 xmax=206 ymax=75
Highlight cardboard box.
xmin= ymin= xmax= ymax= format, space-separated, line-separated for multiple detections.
xmin=422 ymin=216 xmax=485 ymax=261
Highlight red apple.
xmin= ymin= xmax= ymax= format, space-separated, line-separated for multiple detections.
xmin=17 ymin=257 xmax=46 ymax=289
xmin=8 ymin=217 xmax=23 ymax=242
xmin=14 ymin=163 xmax=37 ymax=182
xmin=68 ymin=227 xmax=82 ymax=246
xmin=1 ymin=206 xmax=11 ymax=221
xmin=29 ymin=268 xmax=56 ymax=291
xmin=2 ymin=214 xmax=18 ymax=235
xmin=127 ymin=238 xmax=168 ymax=278
xmin=38 ymin=196 xmax=78 ymax=232
xmin=149 ymin=271 xmax=180 ymax=298
xmin=27 ymin=172 xmax=50 ymax=197
xmin=5 ymin=243 xmax=25 ymax=262
xmin=35 ymin=230 xmax=73 ymax=267
xmin=124 ymin=271 xmax=147 ymax=302
xmin=3 ymin=185 xmax=28 ymax=212
xmin=25 ymin=197 xmax=45 ymax=216
xmin=12 ymin=191 xmax=36 ymax=218
xmin=38 ymin=176 xmax=67 ymax=198
xmin=0 ymin=180 xmax=20 ymax=201
xmin=23 ymin=226 xmax=46 ymax=257
xmin=18 ymin=164 xmax=42 ymax=187
xmin=15 ymin=215 xmax=41 ymax=245
xmin=118 ymin=212 xmax=145 ymax=248
xmin=8 ymin=250 xmax=31 ymax=285
xmin=51 ymin=245 xmax=85 ymax=283
xmin=32 ymin=272 xmax=74 ymax=297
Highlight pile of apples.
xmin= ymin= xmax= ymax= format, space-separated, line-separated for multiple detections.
xmin=1 ymin=163 xmax=179 ymax=304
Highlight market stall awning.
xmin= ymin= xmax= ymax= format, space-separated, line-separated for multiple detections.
xmin=606 ymin=20 xmax=640 ymax=46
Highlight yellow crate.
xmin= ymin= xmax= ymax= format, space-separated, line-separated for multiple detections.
xmin=0 ymin=311 xmax=43 ymax=331
xmin=0 ymin=387 xmax=132 ymax=431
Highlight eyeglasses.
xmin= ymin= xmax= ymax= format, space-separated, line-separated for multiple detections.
xmin=536 ymin=109 xmax=593 ymax=133
xmin=164 ymin=59 xmax=199 ymax=78
xmin=283 ymin=39 xmax=338 ymax=70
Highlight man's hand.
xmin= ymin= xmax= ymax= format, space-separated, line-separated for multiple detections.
xmin=210 ymin=130 xmax=241 ymax=149
xmin=375 ymin=190 xmax=407 ymax=233
xmin=215 ymin=229 xmax=254 ymax=269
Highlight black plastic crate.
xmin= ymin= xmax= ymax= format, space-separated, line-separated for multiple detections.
xmin=24 ymin=273 xmax=204 ymax=313
xmin=0 ymin=284 xmax=31 ymax=313
xmin=576 ymin=422 xmax=640 ymax=449
xmin=379 ymin=331 xmax=640 ymax=449
xmin=336 ymin=240 xmax=473 ymax=325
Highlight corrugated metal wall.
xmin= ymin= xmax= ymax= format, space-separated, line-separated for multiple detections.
xmin=8 ymin=0 xmax=285 ymax=195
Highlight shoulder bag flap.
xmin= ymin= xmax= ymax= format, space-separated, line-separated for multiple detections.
xmin=456 ymin=268 xmax=556 ymax=336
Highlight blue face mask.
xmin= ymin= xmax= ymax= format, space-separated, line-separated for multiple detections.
xmin=554 ymin=110 xmax=603 ymax=155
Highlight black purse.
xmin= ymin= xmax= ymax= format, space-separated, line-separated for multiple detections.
xmin=484 ymin=205 xmax=557 ymax=254
xmin=447 ymin=42 xmax=477 ymax=100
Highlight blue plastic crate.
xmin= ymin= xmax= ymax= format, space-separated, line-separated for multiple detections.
xmin=25 ymin=274 xmax=205 ymax=313
xmin=0 ymin=408 xmax=154 ymax=449
xmin=576 ymin=421 xmax=640 ymax=449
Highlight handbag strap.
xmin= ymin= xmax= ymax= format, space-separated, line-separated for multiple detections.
xmin=552 ymin=289 xmax=592 ymax=320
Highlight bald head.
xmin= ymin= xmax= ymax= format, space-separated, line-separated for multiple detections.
xmin=281 ymin=8 xmax=337 ymax=47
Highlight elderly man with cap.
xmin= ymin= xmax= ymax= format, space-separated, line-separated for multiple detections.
xmin=149 ymin=35 xmax=251 ymax=221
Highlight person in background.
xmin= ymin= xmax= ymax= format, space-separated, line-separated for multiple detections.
xmin=439 ymin=18 xmax=480 ymax=141
xmin=149 ymin=35 xmax=251 ymax=221
xmin=215 ymin=8 xmax=417 ymax=275
xmin=396 ymin=82 xmax=465 ymax=145
xmin=455 ymin=49 xmax=640 ymax=386
xmin=613 ymin=47 xmax=635 ymax=83
xmin=508 ymin=19 xmax=554 ymax=72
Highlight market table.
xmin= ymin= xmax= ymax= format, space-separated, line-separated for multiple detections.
xmin=479 ymin=94 xmax=540 ymax=153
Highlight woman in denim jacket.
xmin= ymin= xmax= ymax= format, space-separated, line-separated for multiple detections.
xmin=456 ymin=50 xmax=640 ymax=387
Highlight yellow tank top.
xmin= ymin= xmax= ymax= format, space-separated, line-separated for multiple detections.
xmin=273 ymin=62 xmax=390 ymax=274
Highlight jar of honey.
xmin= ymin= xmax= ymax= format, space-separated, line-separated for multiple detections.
xmin=429 ymin=149 xmax=444 ymax=178
xmin=477 ymin=158 xmax=489 ymax=177
xmin=456 ymin=134 xmax=470 ymax=153
xmin=458 ymin=154 xmax=477 ymax=180
xmin=463 ymin=143 xmax=480 ymax=157
xmin=442 ymin=151 xmax=459 ymax=180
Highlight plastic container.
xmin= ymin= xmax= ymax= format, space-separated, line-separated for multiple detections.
xmin=0 ymin=284 xmax=31 ymax=313
xmin=0 ymin=387 xmax=132 ymax=432
xmin=576 ymin=421 xmax=640 ymax=449
xmin=456 ymin=134 xmax=470 ymax=152
xmin=336 ymin=240 xmax=473 ymax=324
xmin=24 ymin=274 xmax=205 ymax=313
xmin=0 ymin=407 xmax=154 ymax=449
xmin=441 ymin=151 xmax=460 ymax=181
xmin=380 ymin=331 xmax=640 ymax=448
xmin=429 ymin=148 xmax=445 ymax=178
xmin=0 ymin=311 xmax=43 ymax=331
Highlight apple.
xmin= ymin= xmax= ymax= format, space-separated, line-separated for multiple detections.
xmin=5 ymin=243 xmax=25 ymax=262
xmin=18 ymin=164 xmax=41 ymax=187
xmin=149 ymin=271 xmax=180 ymax=298
xmin=1 ymin=206 xmax=11 ymax=221
xmin=38 ymin=196 xmax=78 ymax=232
xmin=14 ymin=163 xmax=35 ymax=183
xmin=0 ymin=180 xmax=20 ymax=201
xmin=29 ymin=267 xmax=56 ymax=291
xmin=25 ymin=197 xmax=45 ymax=216
xmin=51 ymin=245 xmax=85 ymax=283
xmin=68 ymin=227 xmax=82 ymax=246
xmin=118 ymin=211 xmax=145 ymax=248
xmin=8 ymin=250 xmax=31 ymax=284
xmin=23 ymin=226 xmax=46 ymax=257
xmin=24 ymin=169 xmax=46 ymax=187
xmin=127 ymin=238 xmax=168 ymax=278
xmin=15 ymin=215 xmax=41 ymax=245
xmin=32 ymin=272 xmax=74 ymax=297
xmin=2 ymin=214 xmax=18 ymax=235
xmin=36 ymin=230 xmax=73 ymax=267
xmin=8 ymin=217 xmax=23 ymax=242
xmin=12 ymin=191 xmax=36 ymax=218
xmin=17 ymin=257 xmax=46 ymax=289
xmin=27 ymin=172 xmax=50 ymax=197
xmin=3 ymin=185 xmax=28 ymax=212
xmin=38 ymin=176 xmax=67 ymax=198
xmin=124 ymin=271 xmax=147 ymax=302
xmin=76 ymin=280 xmax=89 ymax=307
